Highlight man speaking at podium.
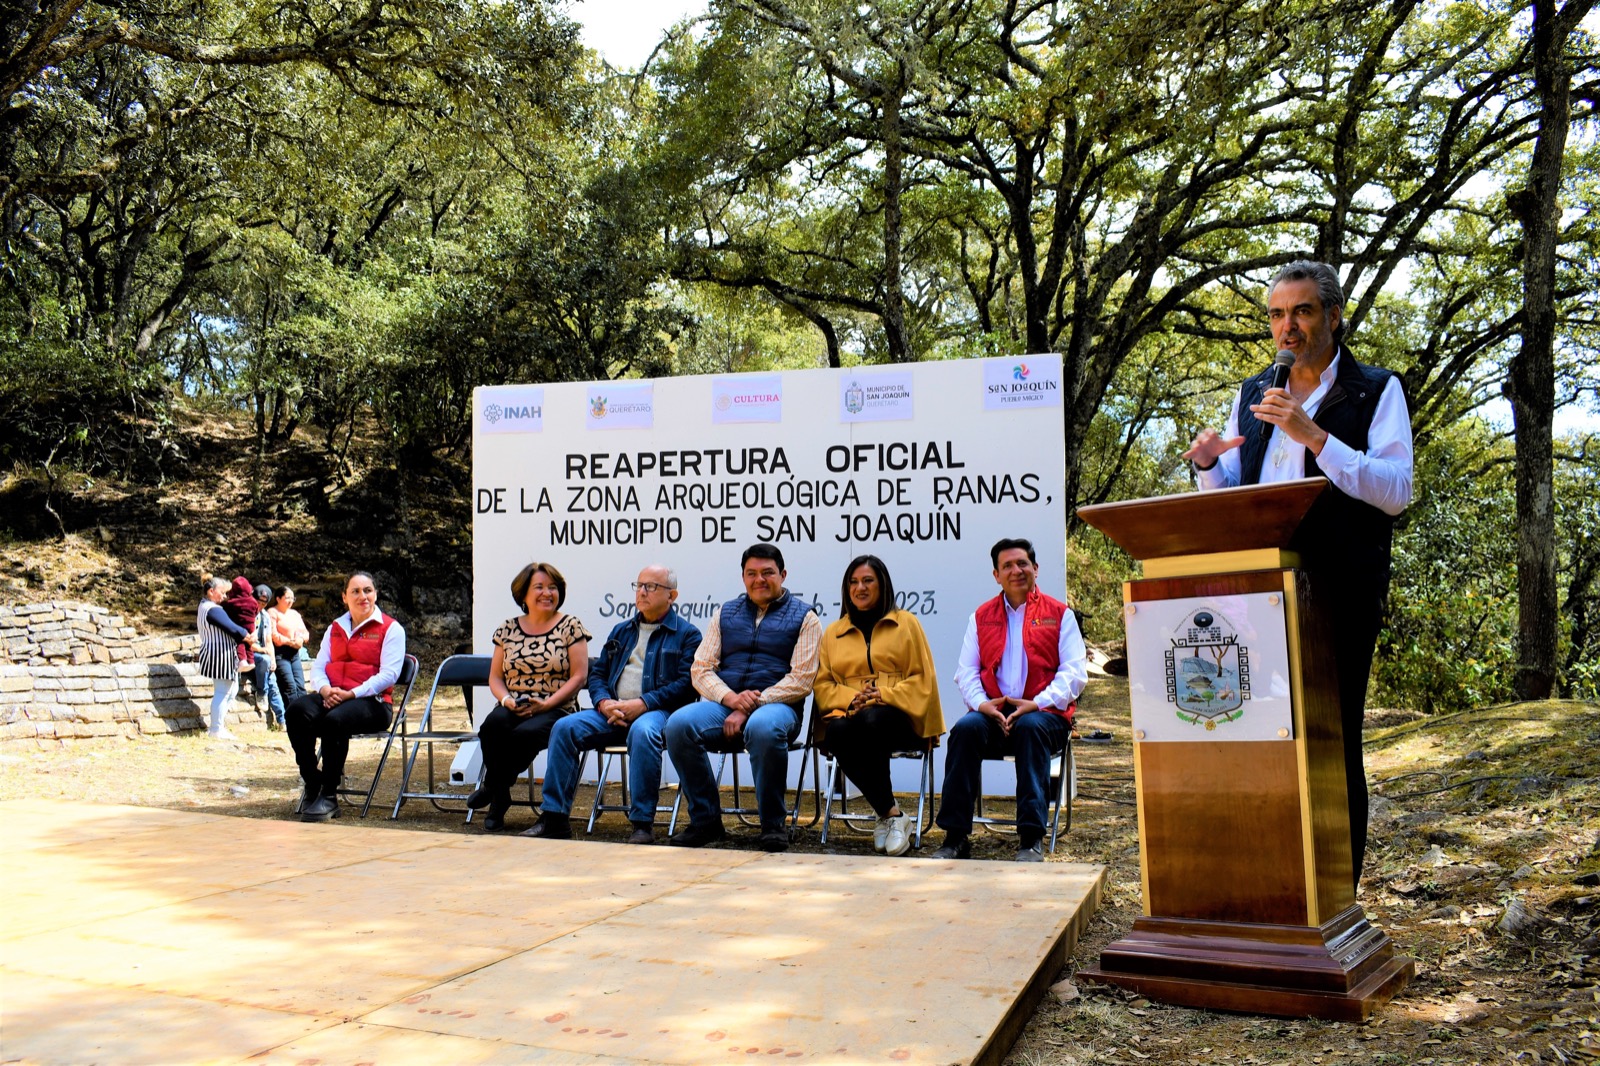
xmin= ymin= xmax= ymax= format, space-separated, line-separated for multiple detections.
xmin=1183 ymin=260 xmax=1414 ymax=882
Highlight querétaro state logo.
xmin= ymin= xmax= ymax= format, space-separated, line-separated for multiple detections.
xmin=483 ymin=403 xmax=503 ymax=424
xmin=590 ymin=395 xmax=608 ymax=419
xmin=1164 ymin=607 xmax=1251 ymax=730
xmin=1013 ymin=363 xmax=1030 ymax=381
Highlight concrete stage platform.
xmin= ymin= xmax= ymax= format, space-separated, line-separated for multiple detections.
xmin=0 ymin=801 xmax=1104 ymax=1065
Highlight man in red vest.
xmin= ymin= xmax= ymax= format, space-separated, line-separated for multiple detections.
xmin=287 ymin=571 xmax=407 ymax=822
xmin=930 ymin=538 xmax=1087 ymax=862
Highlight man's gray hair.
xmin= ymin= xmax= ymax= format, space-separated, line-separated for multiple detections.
xmin=646 ymin=564 xmax=678 ymax=590
xmin=1269 ymin=259 xmax=1347 ymax=341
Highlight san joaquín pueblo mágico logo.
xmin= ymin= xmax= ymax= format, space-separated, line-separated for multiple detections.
xmin=1164 ymin=607 xmax=1252 ymax=730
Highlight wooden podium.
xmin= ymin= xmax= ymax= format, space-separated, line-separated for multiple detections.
xmin=1075 ymin=479 xmax=1413 ymax=1020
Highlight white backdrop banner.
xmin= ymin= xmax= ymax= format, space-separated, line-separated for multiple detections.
xmin=473 ymin=356 xmax=1067 ymax=790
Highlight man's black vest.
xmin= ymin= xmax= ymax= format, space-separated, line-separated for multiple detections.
xmin=1236 ymin=349 xmax=1403 ymax=584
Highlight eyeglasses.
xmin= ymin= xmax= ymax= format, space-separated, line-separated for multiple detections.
xmin=631 ymin=582 xmax=673 ymax=594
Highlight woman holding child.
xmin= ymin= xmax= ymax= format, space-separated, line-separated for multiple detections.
xmin=195 ymin=574 xmax=258 ymax=740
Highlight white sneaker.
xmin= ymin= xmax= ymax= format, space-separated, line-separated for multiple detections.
xmin=884 ymin=813 xmax=913 ymax=857
xmin=872 ymin=817 xmax=892 ymax=854
xmin=208 ymin=728 xmax=237 ymax=741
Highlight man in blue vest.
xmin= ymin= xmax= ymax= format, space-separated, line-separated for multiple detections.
xmin=1184 ymin=259 xmax=1414 ymax=884
xmin=664 ymin=543 xmax=821 ymax=852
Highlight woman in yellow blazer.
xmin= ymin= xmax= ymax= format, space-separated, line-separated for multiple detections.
xmin=814 ymin=554 xmax=944 ymax=856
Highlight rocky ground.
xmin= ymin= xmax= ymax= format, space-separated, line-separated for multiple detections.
xmin=3 ymin=677 xmax=1595 ymax=1065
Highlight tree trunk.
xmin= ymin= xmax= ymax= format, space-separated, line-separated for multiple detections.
xmin=881 ymin=88 xmax=909 ymax=362
xmin=773 ymin=293 xmax=840 ymax=368
xmin=1506 ymin=0 xmax=1590 ymax=699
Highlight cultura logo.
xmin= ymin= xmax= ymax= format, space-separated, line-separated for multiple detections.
xmin=1013 ymin=363 xmax=1030 ymax=381
xmin=590 ymin=396 xmax=608 ymax=418
xmin=483 ymin=403 xmax=503 ymax=424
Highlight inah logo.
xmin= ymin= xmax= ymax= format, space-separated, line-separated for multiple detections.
xmin=483 ymin=403 xmax=503 ymax=424
xmin=590 ymin=396 xmax=608 ymax=419
xmin=1013 ymin=363 xmax=1031 ymax=381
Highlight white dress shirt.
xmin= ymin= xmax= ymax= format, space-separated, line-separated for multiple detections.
xmin=953 ymin=596 xmax=1088 ymax=712
xmin=1197 ymin=351 xmax=1414 ymax=516
xmin=309 ymin=610 xmax=407 ymax=698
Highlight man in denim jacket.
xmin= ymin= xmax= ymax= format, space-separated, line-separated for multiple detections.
xmin=526 ymin=564 xmax=703 ymax=844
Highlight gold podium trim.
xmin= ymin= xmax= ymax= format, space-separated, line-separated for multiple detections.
xmin=1283 ymin=570 xmax=1318 ymax=926
xmin=1142 ymin=548 xmax=1301 ymax=579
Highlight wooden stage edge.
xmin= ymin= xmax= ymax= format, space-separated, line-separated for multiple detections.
xmin=0 ymin=801 xmax=1105 ymax=1066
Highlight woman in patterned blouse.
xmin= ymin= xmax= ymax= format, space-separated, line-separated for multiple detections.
xmin=469 ymin=562 xmax=591 ymax=831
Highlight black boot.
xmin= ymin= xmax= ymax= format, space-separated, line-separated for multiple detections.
xmin=296 ymin=768 xmax=339 ymax=822
xmin=482 ymin=795 xmax=513 ymax=832
xmin=520 ymin=812 xmax=572 ymax=839
xmin=294 ymin=778 xmax=318 ymax=816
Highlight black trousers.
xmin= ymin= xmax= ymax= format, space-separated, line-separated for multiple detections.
xmin=477 ymin=706 xmax=563 ymax=802
xmin=286 ymin=693 xmax=390 ymax=796
xmin=819 ymin=705 xmax=923 ymax=818
xmin=1328 ymin=579 xmax=1385 ymax=883
xmin=935 ymin=709 xmax=1071 ymax=848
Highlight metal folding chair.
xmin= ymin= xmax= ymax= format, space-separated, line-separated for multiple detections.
xmin=667 ymin=698 xmax=822 ymax=839
xmin=972 ymin=732 xmax=1075 ymax=853
xmin=582 ymin=743 xmax=677 ymax=834
xmin=819 ymin=734 xmax=939 ymax=849
xmin=331 ymin=653 xmax=420 ymax=817
xmin=391 ymin=654 xmax=535 ymax=820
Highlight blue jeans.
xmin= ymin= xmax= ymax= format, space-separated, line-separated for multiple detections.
xmin=274 ymin=652 xmax=306 ymax=702
xmin=934 ymin=709 xmax=1071 ymax=845
xmin=250 ymin=653 xmax=286 ymax=723
xmin=665 ymin=699 xmax=799 ymax=833
xmin=540 ymin=708 xmax=669 ymax=825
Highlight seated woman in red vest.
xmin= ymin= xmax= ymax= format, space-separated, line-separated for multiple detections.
xmin=814 ymin=554 xmax=944 ymax=857
xmin=288 ymin=571 xmax=407 ymax=823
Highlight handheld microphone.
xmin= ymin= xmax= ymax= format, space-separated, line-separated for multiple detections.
xmin=1259 ymin=350 xmax=1294 ymax=442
